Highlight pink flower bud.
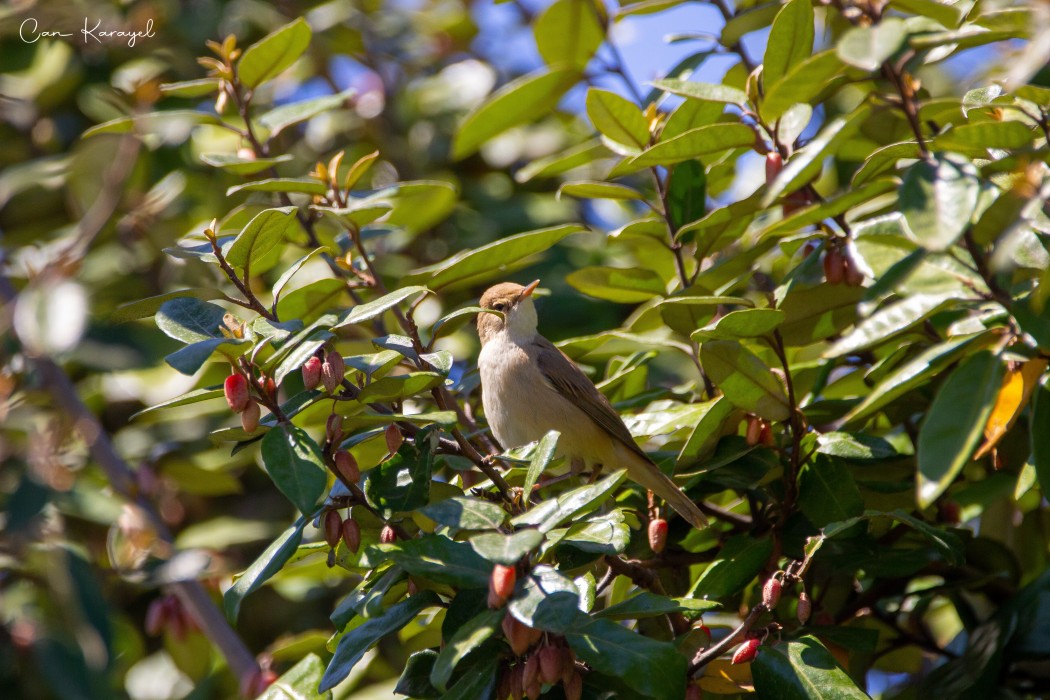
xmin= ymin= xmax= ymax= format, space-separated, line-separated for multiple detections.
xmin=224 ymin=374 xmax=250 ymax=413
xmin=302 ymin=356 xmax=322 ymax=390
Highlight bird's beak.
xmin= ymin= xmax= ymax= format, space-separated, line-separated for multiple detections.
xmin=520 ymin=280 xmax=540 ymax=299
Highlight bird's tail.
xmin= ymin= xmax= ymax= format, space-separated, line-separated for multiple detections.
xmin=617 ymin=442 xmax=708 ymax=529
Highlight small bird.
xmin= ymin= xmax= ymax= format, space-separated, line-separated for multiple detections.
xmin=477 ymin=280 xmax=708 ymax=528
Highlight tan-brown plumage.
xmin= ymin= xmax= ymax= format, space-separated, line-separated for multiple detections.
xmin=477 ymin=280 xmax=707 ymax=528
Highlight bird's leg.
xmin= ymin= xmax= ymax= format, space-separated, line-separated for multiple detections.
xmin=589 ymin=462 xmax=604 ymax=484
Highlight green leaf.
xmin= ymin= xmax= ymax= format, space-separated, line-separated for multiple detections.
xmin=452 ymin=68 xmax=579 ymax=160
xmin=199 ymin=153 xmax=293 ymax=175
xmin=826 ymin=292 xmax=961 ymax=358
xmin=238 ymin=17 xmax=312 ymax=89
xmin=558 ymin=180 xmax=645 ymax=201
xmin=111 ymin=288 xmax=226 ymax=323
xmin=260 ymin=425 xmax=328 ymax=514
xmin=701 ymin=340 xmax=791 ymax=421
xmin=885 ymin=509 xmax=964 ymax=565
xmin=132 ymin=387 xmax=224 ymax=419
xmin=515 ymin=141 xmax=607 ymax=183
xmin=900 ymin=153 xmax=980 ymax=251
xmin=917 ymin=350 xmax=1004 ymax=507
xmin=523 ymin=431 xmax=560 ymax=500
xmin=165 ymin=337 xmax=248 ymax=375
xmin=272 ymin=247 xmax=327 ymax=302
xmin=752 ymin=636 xmax=870 ymax=700
xmin=692 ymin=308 xmax=785 ymax=341
xmin=159 ymin=78 xmax=221 ymax=97
xmin=678 ymin=395 xmax=737 ymax=464
xmin=430 ymin=609 xmax=504 ymax=691
xmin=798 ymin=456 xmax=865 ymax=527
xmin=439 ymin=652 xmax=498 ymax=700
xmin=508 ymin=566 xmax=582 ymax=632
xmin=762 ymin=50 xmax=845 ymax=121
xmin=83 ymin=110 xmax=223 ymax=138
xmin=394 ymin=651 xmax=439 ymax=699
xmin=689 ymin=534 xmax=773 ymax=599
xmin=890 ymin=0 xmax=963 ymax=26
xmin=566 ymin=266 xmax=666 ymax=303
xmin=816 ymin=432 xmax=898 ymax=460
xmin=319 ymin=591 xmax=442 ymax=692
xmin=227 ymin=178 xmax=327 ymax=197
xmin=762 ymin=104 xmax=872 ymax=206
xmin=403 ymin=224 xmax=584 ymax=289
xmin=225 ymin=207 xmax=298 ymax=270
xmin=419 ymin=497 xmax=507 ymax=531
xmin=777 ymin=284 xmax=865 ymax=346
xmin=470 ymin=529 xmax=545 ymax=565
xmin=586 ymin=87 xmax=650 ymax=152
xmin=836 ymin=17 xmax=907 ymax=71
xmin=258 ymin=88 xmax=356 ymax=137
xmin=763 ymin=0 xmax=814 ymax=85
xmin=666 ymin=160 xmax=706 ymax=231
xmin=650 ymin=79 xmax=748 ymax=106
xmin=1033 ymin=380 xmax=1050 ymax=493
xmin=334 ymin=286 xmax=430 ymax=329
xmin=258 ymin=653 xmax=331 ymax=700
xmin=275 ymin=279 xmax=345 ymax=322
xmin=357 ymin=372 xmax=444 ymax=402
xmin=511 ymin=470 xmax=627 ymax=533
xmin=374 ymin=535 xmax=492 ymax=588
xmin=224 ymin=517 xmax=307 ymax=622
xmin=610 ymin=123 xmax=755 ymax=175
xmin=564 ymin=614 xmax=686 ymax=698
xmin=551 ymin=511 xmax=630 ymax=555
xmin=364 ymin=436 xmax=434 ymax=515
xmin=661 ymin=98 xmax=724 ymax=140
xmin=596 ymin=591 xmax=718 ymax=620
xmin=932 ymin=121 xmax=1035 ymax=151
xmin=534 ymin=0 xmax=605 ymax=70
xmin=156 ymin=298 xmax=228 ymax=343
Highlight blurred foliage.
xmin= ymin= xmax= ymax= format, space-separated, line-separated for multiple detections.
xmin=2 ymin=0 xmax=1050 ymax=698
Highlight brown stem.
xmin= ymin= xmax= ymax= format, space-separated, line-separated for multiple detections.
xmin=688 ymin=604 xmax=767 ymax=675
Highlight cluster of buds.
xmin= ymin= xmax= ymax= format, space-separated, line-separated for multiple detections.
xmin=488 ymin=564 xmax=517 ymax=609
xmin=145 ymin=594 xmax=199 ymax=642
xmin=745 ymin=416 xmax=775 ymax=447
xmin=321 ymin=509 xmax=362 ymax=567
xmin=224 ymin=373 xmax=262 ymax=432
xmin=823 ymin=244 xmax=864 ymax=286
xmin=497 ymin=625 xmax=581 ymax=700
xmin=320 ymin=349 xmax=345 ymax=393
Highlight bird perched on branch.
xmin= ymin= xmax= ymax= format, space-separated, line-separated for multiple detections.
xmin=477 ymin=280 xmax=708 ymax=528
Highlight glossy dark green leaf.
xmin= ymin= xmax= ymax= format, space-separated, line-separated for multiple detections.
xmin=334 ymin=286 xmax=430 ymax=329
xmin=364 ymin=435 xmax=434 ymax=515
xmin=917 ymin=350 xmax=1004 ymax=507
xmin=678 ymin=395 xmax=737 ymax=464
xmin=566 ymin=266 xmax=666 ymax=303
xmin=816 ymin=432 xmax=898 ymax=460
xmin=798 ymin=456 xmax=865 ymax=527
xmin=452 ymin=68 xmax=579 ymax=160
xmin=320 ymin=591 xmax=442 ymax=691
xmin=112 ymin=289 xmax=226 ymax=323
xmin=777 ymin=285 xmax=865 ymax=346
xmin=508 ymin=566 xmax=582 ymax=632
xmin=595 ymin=590 xmax=718 ymax=620
xmin=430 ymin=609 xmax=503 ymax=691
xmin=258 ymin=88 xmax=356 ymax=137
xmin=692 ymin=308 xmax=785 ymax=342
xmin=260 ymin=425 xmax=328 ymax=514
xmin=666 ymin=160 xmax=706 ymax=232
xmin=439 ymin=651 xmax=498 ymax=700
xmin=237 ymin=17 xmax=312 ymax=88
xmin=511 ymin=470 xmax=627 ymax=533
xmin=836 ymin=18 xmax=907 ymax=71
xmin=470 ymin=529 xmax=544 ymax=565
xmin=763 ymin=0 xmax=814 ymax=85
xmin=165 ymin=337 xmax=249 ymax=375
xmin=394 ymin=651 xmax=440 ymax=699
xmin=752 ymin=636 xmax=869 ymax=700
xmin=689 ymin=534 xmax=773 ymax=599
xmin=701 ymin=340 xmax=791 ymax=421
xmin=224 ymin=517 xmax=307 ymax=622
xmin=419 ymin=497 xmax=507 ymax=531
xmin=226 ymin=207 xmax=298 ymax=270
xmin=900 ymin=152 xmax=979 ymax=251
xmin=550 ymin=510 xmax=629 ymax=555
xmin=762 ymin=50 xmax=845 ymax=121
xmin=156 ymin=298 xmax=228 ymax=344
xmin=522 ymin=431 xmax=560 ymax=501
xmin=375 ymin=535 xmax=492 ymax=588
xmin=826 ymin=292 xmax=961 ymax=358
xmin=258 ymin=653 xmax=330 ymax=700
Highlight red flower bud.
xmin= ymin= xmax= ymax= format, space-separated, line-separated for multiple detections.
xmin=562 ymin=648 xmax=576 ymax=684
xmin=745 ymin=416 xmax=762 ymax=446
xmin=385 ymin=424 xmax=403 ymax=455
xmin=224 ymin=374 xmax=250 ymax=413
xmin=341 ymin=518 xmax=361 ymax=553
xmin=302 ymin=356 xmax=322 ymax=390
xmin=525 ymin=679 xmax=541 ymax=700
xmin=797 ymin=590 xmax=812 ymax=624
xmin=762 ymin=577 xmax=782 ymax=609
xmin=326 ymin=414 xmax=344 ymax=445
xmin=765 ymin=152 xmax=783 ymax=185
xmin=488 ymin=564 xmax=517 ymax=609
xmin=333 ymin=449 xmax=359 ymax=484
xmin=823 ymin=249 xmax=845 ymax=285
xmin=538 ymin=646 xmax=564 ymax=685
xmin=324 ymin=510 xmax=342 ymax=548
xmin=240 ymin=399 xmax=261 ymax=433
xmin=380 ymin=524 xmax=397 ymax=544
xmin=731 ymin=637 xmax=760 ymax=664
xmin=648 ymin=518 xmax=668 ymax=554
xmin=759 ymin=421 xmax=774 ymax=446
xmin=502 ymin=613 xmax=533 ymax=656
xmin=321 ymin=351 xmax=344 ymax=393
xmin=563 ymin=670 xmax=583 ymax=700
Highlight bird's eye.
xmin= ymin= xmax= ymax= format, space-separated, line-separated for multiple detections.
xmin=492 ymin=302 xmax=506 ymax=312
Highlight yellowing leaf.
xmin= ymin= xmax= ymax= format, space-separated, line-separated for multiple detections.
xmin=975 ymin=358 xmax=1048 ymax=459
xmin=699 ymin=658 xmax=754 ymax=694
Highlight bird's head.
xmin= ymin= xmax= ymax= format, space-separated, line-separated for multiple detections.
xmin=477 ymin=280 xmax=540 ymax=344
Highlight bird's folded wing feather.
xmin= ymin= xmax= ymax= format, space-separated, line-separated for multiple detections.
xmin=532 ymin=337 xmax=652 ymax=462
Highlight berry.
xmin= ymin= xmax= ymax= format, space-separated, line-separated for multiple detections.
xmin=745 ymin=416 xmax=762 ymax=446
xmin=765 ymin=152 xmax=783 ymax=185
xmin=341 ymin=518 xmax=361 ymax=553
xmin=762 ymin=577 xmax=782 ymax=609
xmin=843 ymin=252 xmax=864 ymax=287
xmin=323 ymin=510 xmax=342 ymax=548
xmin=823 ymin=249 xmax=845 ymax=285
xmin=488 ymin=565 xmax=517 ymax=609
xmin=333 ymin=449 xmax=359 ymax=484
xmin=321 ymin=350 xmax=344 ymax=393
xmin=563 ymin=671 xmax=583 ymax=700
xmin=509 ymin=664 xmax=524 ymax=699
xmin=797 ymin=590 xmax=812 ymax=624
xmin=224 ymin=374 xmax=250 ymax=413
xmin=648 ymin=518 xmax=668 ymax=554
xmin=502 ymin=613 xmax=534 ymax=656
xmin=302 ymin=356 xmax=322 ymax=390
xmin=240 ymin=400 xmax=261 ymax=433
xmin=732 ymin=637 xmax=760 ymax=664
xmin=523 ymin=653 xmax=540 ymax=691
xmin=538 ymin=646 xmax=564 ymax=685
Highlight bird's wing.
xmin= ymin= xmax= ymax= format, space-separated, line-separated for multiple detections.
xmin=531 ymin=336 xmax=652 ymax=462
